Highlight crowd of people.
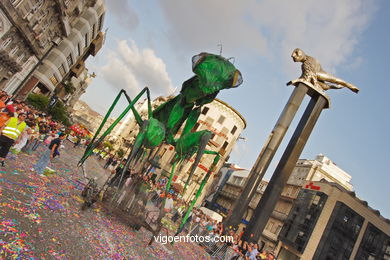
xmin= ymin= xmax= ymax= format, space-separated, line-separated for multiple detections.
xmin=0 ymin=90 xmax=277 ymax=259
xmin=99 ymin=153 xmax=276 ymax=260
xmin=0 ymin=90 xmax=68 ymax=174
xmin=187 ymin=209 xmax=275 ymax=260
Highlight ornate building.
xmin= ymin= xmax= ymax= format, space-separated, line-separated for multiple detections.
xmin=0 ymin=0 xmax=105 ymax=105
xmin=155 ymin=98 xmax=247 ymax=204
xmin=0 ymin=7 xmax=36 ymax=89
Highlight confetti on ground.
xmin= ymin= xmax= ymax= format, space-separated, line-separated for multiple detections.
xmin=0 ymin=141 xmax=211 ymax=259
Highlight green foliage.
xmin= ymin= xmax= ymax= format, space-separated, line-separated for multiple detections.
xmin=48 ymin=100 xmax=71 ymax=126
xmin=26 ymin=94 xmax=49 ymax=111
xmin=63 ymin=81 xmax=75 ymax=94
xmin=117 ymin=148 xmax=125 ymax=158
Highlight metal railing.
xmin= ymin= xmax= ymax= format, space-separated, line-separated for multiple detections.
xmin=188 ymin=224 xmax=245 ymax=260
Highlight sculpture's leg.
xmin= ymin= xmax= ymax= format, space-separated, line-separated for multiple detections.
xmin=173 ymin=151 xmax=220 ymax=242
xmin=165 ymin=95 xmax=195 ymax=145
xmin=181 ymin=106 xmax=201 ymax=135
xmin=317 ymin=72 xmax=359 ymax=93
xmin=80 ymin=90 xmax=126 ymax=165
xmin=111 ymin=121 xmax=147 ymax=204
xmin=79 ymin=87 xmax=152 ymax=165
xmin=183 ymin=131 xmax=213 ymax=193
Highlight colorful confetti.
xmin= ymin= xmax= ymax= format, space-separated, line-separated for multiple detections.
xmin=0 ymin=142 xmax=210 ymax=259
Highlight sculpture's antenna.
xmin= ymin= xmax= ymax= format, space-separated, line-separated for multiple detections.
xmin=170 ymin=86 xmax=178 ymax=95
xmin=217 ymin=43 xmax=223 ymax=55
xmin=228 ymin=57 xmax=235 ymax=64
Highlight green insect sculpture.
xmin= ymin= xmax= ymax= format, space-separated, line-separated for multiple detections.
xmin=78 ymin=52 xmax=242 ymax=242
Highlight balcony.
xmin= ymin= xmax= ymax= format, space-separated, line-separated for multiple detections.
xmin=271 ymin=210 xmax=289 ymax=221
xmin=219 ymin=190 xmax=239 ymax=200
xmin=70 ymin=60 xmax=85 ymax=78
xmin=0 ymin=50 xmax=23 ymax=73
xmin=89 ymin=32 xmax=104 ymax=56
xmin=262 ymin=229 xmax=278 ymax=242
xmin=280 ymin=194 xmax=295 ymax=202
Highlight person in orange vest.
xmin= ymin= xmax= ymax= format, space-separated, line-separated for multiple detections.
xmin=0 ymin=105 xmax=15 ymax=128
xmin=0 ymin=113 xmax=27 ymax=167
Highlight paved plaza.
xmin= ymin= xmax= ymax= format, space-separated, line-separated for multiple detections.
xmin=0 ymin=141 xmax=211 ymax=259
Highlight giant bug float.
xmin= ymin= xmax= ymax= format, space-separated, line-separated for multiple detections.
xmin=78 ymin=52 xmax=243 ymax=244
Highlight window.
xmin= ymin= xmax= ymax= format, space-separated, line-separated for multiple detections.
xmin=279 ymin=190 xmax=328 ymax=253
xmin=222 ymin=141 xmax=229 ymax=150
xmin=312 ymin=202 xmax=364 ymax=259
xmin=201 ymin=107 xmax=209 ymax=115
xmin=16 ymin=53 xmax=25 ymax=63
xmin=77 ymin=43 xmax=81 ymax=56
xmin=231 ymin=125 xmax=237 ymax=135
xmin=50 ymin=75 xmax=58 ymax=85
xmin=84 ymin=33 xmax=88 ymax=47
xmin=356 ymin=223 xmax=390 ymax=259
xmin=92 ymin=23 xmax=96 ymax=38
xmin=58 ymin=64 xmax=66 ymax=76
xmin=10 ymin=0 xmax=21 ymax=6
xmin=10 ymin=46 xmax=19 ymax=56
xmin=217 ymin=115 xmax=226 ymax=124
xmin=1 ymin=38 xmax=12 ymax=49
xmin=191 ymin=122 xmax=200 ymax=132
xmin=98 ymin=15 xmax=104 ymax=30
xmin=66 ymin=54 xmax=73 ymax=67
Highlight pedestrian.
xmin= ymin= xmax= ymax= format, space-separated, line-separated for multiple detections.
xmin=32 ymin=133 xmax=66 ymax=175
xmin=11 ymin=120 xmax=35 ymax=154
xmin=73 ymin=136 xmax=81 ymax=148
xmin=0 ymin=113 xmax=27 ymax=167
xmin=104 ymin=154 xmax=114 ymax=169
xmin=245 ymin=242 xmax=259 ymax=260
xmin=0 ymin=105 xmax=15 ymax=127
xmin=0 ymin=94 xmax=8 ymax=110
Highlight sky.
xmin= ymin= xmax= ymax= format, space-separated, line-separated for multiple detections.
xmin=82 ymin=0 xmax=390 ymax=218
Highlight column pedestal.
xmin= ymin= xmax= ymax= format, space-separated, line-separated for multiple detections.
xmin=242 ymin=82 xmax=329 ymax=242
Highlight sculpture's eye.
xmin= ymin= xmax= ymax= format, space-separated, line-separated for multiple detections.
xmin=232 ymin=70 xmax=243 ymax=88
xmin=192 ymin=54 xmax=205 ymax=70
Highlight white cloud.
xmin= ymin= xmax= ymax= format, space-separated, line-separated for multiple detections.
xmin=159 ymin=0 xmax=268 ymax=56
xmin=159 ymin=0 xmax=376 ymax=74
xmin=106 ymin=0 xmax=139 ymax=30
xmin=100 ymin=40 xmax=175 ymax=97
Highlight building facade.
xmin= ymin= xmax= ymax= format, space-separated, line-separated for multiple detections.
xmin=0 ymin=7 xmax=36 ymax=89
xmin=214 ymin=154 xmax=354 ymax=251
xmin=154 ymin=98 xmax=246 ymax=204
xmin=0 ymin=0 xmax=105 ymax=106
xmin=277 ymin=180 xmax=390 ymax=260
xmin=71 ymin=100 xmax=114 ymax=134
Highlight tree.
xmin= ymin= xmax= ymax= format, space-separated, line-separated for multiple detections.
xmin=26 ymin=94 xmax=49 ymax=111
xmin=48 ymin=100 xmax=71 ymax=126
xmin=63 ymin=81 xmax=75 ymax=94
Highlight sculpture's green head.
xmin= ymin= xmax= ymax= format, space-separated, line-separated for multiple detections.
xmin=181 ymin=52 xmax=243 ymax=104
xmin=192 ymin=52 xmax=243 ymax=91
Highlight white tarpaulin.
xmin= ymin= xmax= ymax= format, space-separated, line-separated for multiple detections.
xmin=199 ymin=207 xmax=223 ymax=222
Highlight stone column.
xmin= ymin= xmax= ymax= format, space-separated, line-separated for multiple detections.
xmin=224 ymin=84 xmax=308 ymax=229
xmin=243 ymin=82 xmax=329 ymax=242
